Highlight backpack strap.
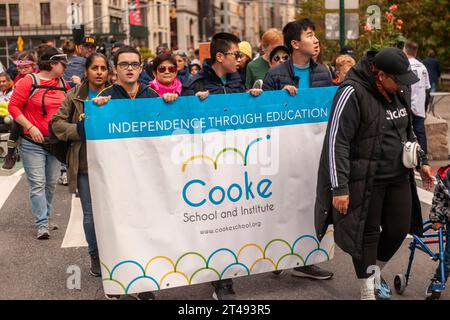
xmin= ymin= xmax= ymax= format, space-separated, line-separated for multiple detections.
xmin=28 ymin=74 xmax=68 ymax=116
xmin=28 ymin=73 xmax=40 ymax=101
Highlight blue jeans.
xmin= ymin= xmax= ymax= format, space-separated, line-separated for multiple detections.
xmin=431 ymin=82 xmax=437 ymax=93
xmin=77 ymin=173 xmax=98 ymax=256
xmin=434 ymin=221 xmax=450 ymax=283
xmin=20 ymin=138 xmax=60 ymax=228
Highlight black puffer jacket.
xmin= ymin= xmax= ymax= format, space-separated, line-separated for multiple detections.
xmin=182 ymin=64 xmax=246 ymax=96
xmin=314 ymin=51 xmax=425 ymax=261
xmin=262 ymin=58 xmax=333 ymax=90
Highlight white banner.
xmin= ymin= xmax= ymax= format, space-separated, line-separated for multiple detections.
xmin=85 ymin=88 xmax=337 ymax=295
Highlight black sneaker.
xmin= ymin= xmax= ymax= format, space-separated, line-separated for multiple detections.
xmin=2 ymin=153 xmax=17 ymax=171
xmin=90 ymin=254 xmax=101 ymax=277
xmin=291 ymin=265 xmax=333 ymax=280
xmin=212 ymin=285 xmax=236 ymax=300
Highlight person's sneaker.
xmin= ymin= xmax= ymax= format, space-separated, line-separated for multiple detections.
xmin=2 ymin=153 xmax=17 ymax=171
xmin=360 ymin=276 xmax=376 ymax=300
xmin=291 ymin=265 xmax=334 ymax=280
xmin=58 ymin=171 xmax=68 ymax=185
xmin=49 ymin=222 xmax=59 ymax=230
xmin=37 ymin=226 xmax=50 ymax=240
xmin=212 ymin=285 xmax=236 ymax=300
xmin=90 ymin=254 xmax=101 ymax=277
xmin=105 ymin=291 xmax=155 ymax=300
xmin=375 ymin=276 xmax=392 ymax=300
xmin=425 ymin=278 xmax=442 ymax=300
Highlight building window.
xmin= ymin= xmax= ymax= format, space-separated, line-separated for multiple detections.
xmin=40 ymin=2 xmax=51 ymax=25
xmin=0 ymin=5 xmax=6 ymax=26
xmin=157 ymin=2 xmax=161 ymax=26
xmin=110 ymin=16 xmax=123 ymax=35
xmin=9 ymin=4 xmax=19 ymax=26
xmin=93 ymin=1 xmax=102 ymax=33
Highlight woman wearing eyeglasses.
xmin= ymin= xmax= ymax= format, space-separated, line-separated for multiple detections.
xmin=8 ymin=47 xmax=70 ymax=240
xmin=13 ymin=50 xmax=38 ymax=84
xmin=149 ymin=54 xmax=182 ymax=103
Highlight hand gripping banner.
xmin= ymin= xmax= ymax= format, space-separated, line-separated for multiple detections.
xmin=84 ymin=87 xmax=338 ymax=295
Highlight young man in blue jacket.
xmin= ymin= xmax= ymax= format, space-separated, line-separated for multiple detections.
xmin=263 ymin=19 xmax=333 ymax=93
xmin=182 ymin=32 xmax=262 ymax=300
xmin=263 ymin=19 xmax=334 ymax=281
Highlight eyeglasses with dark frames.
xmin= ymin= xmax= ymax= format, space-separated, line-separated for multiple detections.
xmin=223 ymin=51 xmax=243 ymax=60
xmin=117 ymin=62 xmax=142 ymax=70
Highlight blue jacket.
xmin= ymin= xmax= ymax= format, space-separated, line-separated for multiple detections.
xmin=177 ymin=67 xmax=191 ymax=86
xmin=138 ymin=70 xmax=153 ymax=86
xmin=182 ymin=64 xmax=246 ymax=96
xmin=423 ymin=57 xmax=441 ymax=84
xmin=98 ymin=83 xmax=159 ymax=99
xmin=263 ymin=59 xmax=333 ymax=90
xmin=63 ymin=55 xmax=86 ymax=82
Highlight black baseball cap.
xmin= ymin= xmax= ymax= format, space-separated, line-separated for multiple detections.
xmin=374 ymin=47 xmax=419 ymax=85
xmin=339 ymin=45 xmax=357 ymax=60
xmin=81 ymin=36 xmax=96 ymax=47
xmin=40 ymin=47 xmax=68 ymax=63
xmin=269 ymin=45 xmax=290 ymax=62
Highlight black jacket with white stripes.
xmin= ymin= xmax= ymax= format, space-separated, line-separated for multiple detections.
xmin=314 ymin=51 xmax=425 ymax=260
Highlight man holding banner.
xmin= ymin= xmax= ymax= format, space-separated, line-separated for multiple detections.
xmin=263 ymin=19 xmax=334 ymax=281
xmin=89 ymin=45 xmax=176 ymax=300
xmin=183 ymin=32 xmax=262 ymax=300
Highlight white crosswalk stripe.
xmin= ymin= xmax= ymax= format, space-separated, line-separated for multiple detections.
xmin=61 ymin=194 xmax=88 ymax=248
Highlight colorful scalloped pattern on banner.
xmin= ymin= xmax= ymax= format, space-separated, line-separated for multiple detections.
xmin=101 ymin=230 xmax=335 ymax=294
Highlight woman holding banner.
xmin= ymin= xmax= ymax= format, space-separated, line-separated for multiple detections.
xmin=315 ymin=47 xmax=434 ymax=300
xmin=149 ymin=54 xmax=182 ymax=101
xmin=51 ymin=53 xmax=110 ymax=278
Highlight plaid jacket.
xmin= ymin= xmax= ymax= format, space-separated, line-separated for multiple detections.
xmin=430 ymin=165 xmax=450 ymax=223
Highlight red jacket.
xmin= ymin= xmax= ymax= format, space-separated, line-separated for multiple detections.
xmin=8 ymin=74 xmax=69 ymax=136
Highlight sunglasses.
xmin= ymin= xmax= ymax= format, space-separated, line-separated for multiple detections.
xmin=157 ymin=65 xmax=177 ymax=73
xmin=223 ymin=51 xmax=243 ymax=60
xmin=273 ymin=54 xmax=289 ymax=63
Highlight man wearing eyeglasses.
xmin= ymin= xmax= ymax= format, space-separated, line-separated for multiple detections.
xmin=182 ymin=32 xmax=261 ymax=100
xmin=95 ymin=46 xmax=159 ymax=103
xmin=182 ymin=32 xmax=261 ymax=301
xmin=263 ymin=19 xmax=333 ymax=94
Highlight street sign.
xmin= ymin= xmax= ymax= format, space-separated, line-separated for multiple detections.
xmin=325 ymin=13 xmax=359 ymax=40
xmin=17 ymin=36 xmax=24 ymax=52
xmin=325 ymin=0 xmax=359 ymax=9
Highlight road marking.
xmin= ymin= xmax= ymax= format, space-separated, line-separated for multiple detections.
xmin=0 ymin=168 xmax=25 ymax=210
xmin=61 ymin=194 xmax=88 ymax=248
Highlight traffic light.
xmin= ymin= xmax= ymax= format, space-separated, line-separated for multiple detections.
xmin=170 ymin=7 xmax=176 ymax=19
xmin=72 ymin=25 xmax=85 ymax=45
